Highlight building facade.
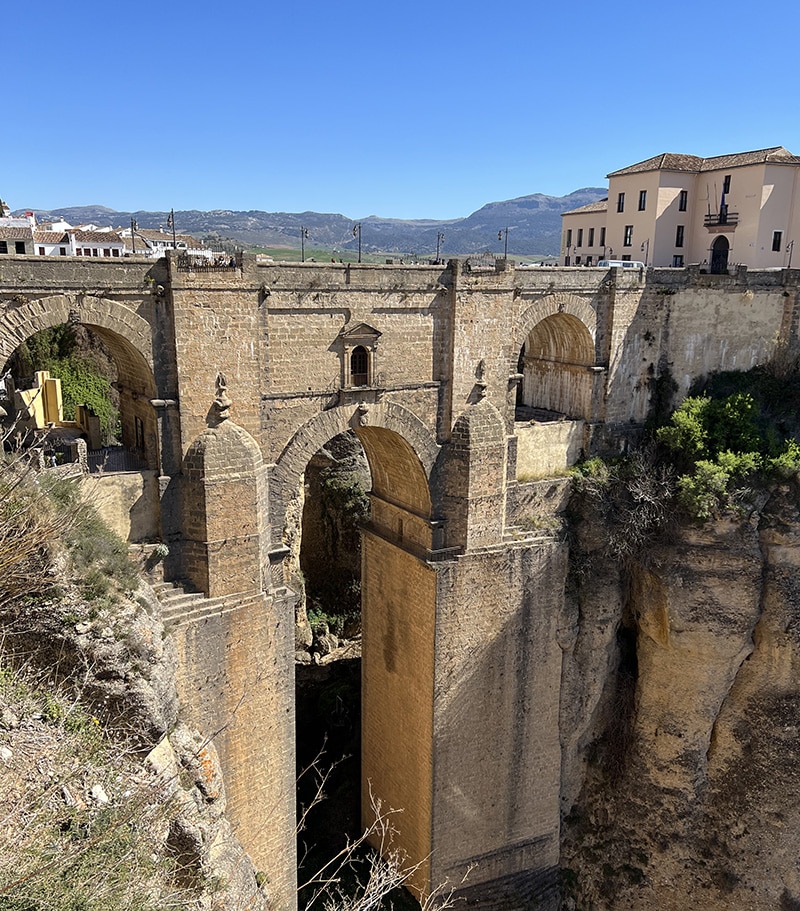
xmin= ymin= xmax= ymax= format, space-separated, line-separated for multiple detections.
xmin=562 ymin=146 xmax=800 ymax=271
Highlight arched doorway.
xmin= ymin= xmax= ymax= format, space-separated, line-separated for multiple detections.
xmin=710 ymin=235 xmax=730 ymax=274
xmin=516 ymin=312 xmax=596 ymax=419
xmin=281 ymin=411 xmax=437 ymax=906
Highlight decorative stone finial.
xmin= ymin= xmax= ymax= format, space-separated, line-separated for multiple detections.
xmin=475 ymin=359 xmax=488 ymax=400
xmin=213 ymin=372 xmax=231 ymax=421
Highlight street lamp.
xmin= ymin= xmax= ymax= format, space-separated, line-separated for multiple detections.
xmin=130 ymin=218 xmax=138 ymax=255
xmin=353 ymin=223 xmax=362 ymax=263
xmin=788 ymin=239 xmax=795 ymax=269
xmin=498 ymin=227 xmax=509 ymax=261
xmin=300 ymin=226 xmax=309 ymax=262
xmin=641 ymin=238 xmax=650 ymax=266
xmin=167 ymin=209 xmax=176 ymax=248
xmin=436 ymin=231 xmax=445 ymax=263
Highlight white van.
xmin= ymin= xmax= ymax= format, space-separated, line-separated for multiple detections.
xmin=597 ymin=260 xmax=645 ymax=269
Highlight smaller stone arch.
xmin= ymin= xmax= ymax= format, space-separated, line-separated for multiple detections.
xmin=1 ymin=293 xmax=163 ymax=469
xmin=515 ymin=303 xmax=598 ymax=420
xmin=0 ymin=294 xmax=155 ymax=369
xmin=514 ymin=292 xmax=598 ymax=363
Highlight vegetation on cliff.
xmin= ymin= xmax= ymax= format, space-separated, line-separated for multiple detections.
xmin=657 ymin=360 xmax=800 ymax=520
xmin=0 ymin=455 xmax=266 ymax=910
xmin=574 ymin=352 xmax=800 ymax=532
xmin=561 ymin=352 xmax=800 ymax=910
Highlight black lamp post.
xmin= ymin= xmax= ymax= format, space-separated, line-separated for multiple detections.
xmin=130 ymin=218 xmax=138 ymax=255
xmin=353 ymin=223 xmax=362 ymax=263
xmin=498 ymin=227 xmax=509 ymax=261
xmin=436 ymin=231 xmax=445 ymax=263
xmin=167 ymin=209 xmax=176 ymax=248
xmin=301 ymin=226 xmax=309 ymax=262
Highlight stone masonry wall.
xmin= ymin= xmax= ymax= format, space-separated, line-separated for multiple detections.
xmin=430 ymin=540 xmax=567 ymax=910
xmin=361 ymin=529 xmax=437 ymax=897
xmin=172 ymin=590 xmax=297 ymax=910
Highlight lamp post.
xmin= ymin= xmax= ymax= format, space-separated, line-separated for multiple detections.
xmin=498 ymin=227 xmax=509 ymax=261
xmin=353 ymin=223 xmax=362 ymax=263
xmin=788 ymin=239 xmax=795 ymax=269
xmin=641 ymin=238 xmax=650 ymax=266
xmin=436 ymin=231 xmax=445 ymax=263
xmin=300 ymin=226 xmax=309 ymax=262
xmin=167 ymin=209 xmax=176 ymax=248
xmin=130 ymin=218 xmax=138 ymax=255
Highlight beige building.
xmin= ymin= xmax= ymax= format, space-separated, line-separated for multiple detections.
xmin=562 ymin=146 xmax=800 ymax=271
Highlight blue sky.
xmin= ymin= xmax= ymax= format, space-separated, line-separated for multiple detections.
xmin=5 ymin=0 xmax=799 ymax=220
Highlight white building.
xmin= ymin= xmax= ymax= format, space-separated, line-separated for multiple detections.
xmin=119 ymin=226 xmax=211 ymax=259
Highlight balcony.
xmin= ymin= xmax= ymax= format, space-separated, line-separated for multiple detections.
xmin=704 ymin=209 xmax=739 ymax=229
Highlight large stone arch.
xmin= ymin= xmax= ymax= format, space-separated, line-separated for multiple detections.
xmin=274 ymin=400 xmax=441 ymax=898
xmin=514 ymin=294 xmax=599 ymax=420
xmin=270 ymin=399 xmax=440 ymax=548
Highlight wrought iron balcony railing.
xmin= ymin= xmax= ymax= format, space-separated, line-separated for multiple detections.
xmin=704 ymin=210 xmax=739 ymax=227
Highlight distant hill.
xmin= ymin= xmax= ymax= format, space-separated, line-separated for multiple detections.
xmin=18 ymin=188 xmax=607 ymax=258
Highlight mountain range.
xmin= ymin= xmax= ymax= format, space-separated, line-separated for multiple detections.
xmin=18 ymin=187 xmax=607 ymax=258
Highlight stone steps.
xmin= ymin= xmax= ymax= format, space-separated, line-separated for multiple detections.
xmin=154 ymin=580 xmax=262 ymax=627
xmin=172 ymin=592 xmax=263 ymax=627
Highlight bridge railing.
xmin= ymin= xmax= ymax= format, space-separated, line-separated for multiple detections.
xmin=176 ymin=254 xmax=238 ymax=272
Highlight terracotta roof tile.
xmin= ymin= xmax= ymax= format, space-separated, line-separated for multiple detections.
xmin=0 ymin=227 xmax=33 ymax=240
xmin=137 ymin=229 xmax=205 ymax=248
xmin=699 ymin=147 xmax=800 ymax=170
xmin=608 ymin=153 xmax=704 ymax=177
xmin=608 ymin=147 xmax=800 ymax=178
xmin=33 ymin=231 xmax=69 ymax=244
xmin=70 ymin=230 xmax=123 ymax=243
xmin=562 ymin=199 xmax=608 ymax=216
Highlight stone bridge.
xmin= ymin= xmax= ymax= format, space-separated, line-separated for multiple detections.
xmin=1 ymin=251 xmax=797 ymax=909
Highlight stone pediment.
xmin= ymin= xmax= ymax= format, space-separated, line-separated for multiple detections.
xmin=339 ymin=322 xmax=382 ymax=342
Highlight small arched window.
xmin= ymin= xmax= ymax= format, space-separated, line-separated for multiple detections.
xmin=350 ymin=345 xmax=369 ymax=387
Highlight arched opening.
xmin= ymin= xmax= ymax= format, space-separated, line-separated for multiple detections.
xmin=291 ymin=421 xmax=435 ymax=908
xmin=1 ymin=320 xmax=162 ymax=542
xmin=2 ymin=321 xmax=159 ymax=471
xmin=710 ymin=235 xmax=730 ymax=274
xmin=516 ymin=312 xmax=595 ymax=420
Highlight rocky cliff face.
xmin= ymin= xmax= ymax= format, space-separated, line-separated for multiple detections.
xmin=560 ymin=483 xmax=800 ymax=910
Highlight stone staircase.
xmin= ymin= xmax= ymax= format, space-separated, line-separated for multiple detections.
xmin=152 ymin=581 xmax=263 ymax=627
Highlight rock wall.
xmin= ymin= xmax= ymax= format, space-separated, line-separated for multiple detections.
xmin=560 ymin=483 xmax=800 ymax=910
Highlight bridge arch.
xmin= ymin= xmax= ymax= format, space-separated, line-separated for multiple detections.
xmin=514 ymin=294 xmax=598 ymax=420
xmin=0 ymin=294 xmax=161 ymax=470
xmin=0 ymin=293 xmax=155 ymax=371
xmin=275 ymin=401 xmax=440 ymax=898
xmin=270 ymin=400 xmax=439 ymax=548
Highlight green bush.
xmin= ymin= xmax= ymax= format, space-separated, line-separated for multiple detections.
xmin=655 ymin=365 xmax=800 ymax=520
